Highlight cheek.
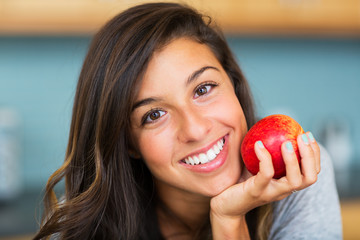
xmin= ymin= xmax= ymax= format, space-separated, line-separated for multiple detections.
xmin=136 ymin=130 xmax=174 ymax=169
xmin=208 ymin=93 xmax=247 ymax=132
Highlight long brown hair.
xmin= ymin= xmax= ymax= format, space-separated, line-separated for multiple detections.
xmin=34 ymin=2 xmax=270 ymax=239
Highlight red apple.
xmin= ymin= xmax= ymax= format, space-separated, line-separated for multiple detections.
xmin=241 ymin=114 xmax=304 ymax=179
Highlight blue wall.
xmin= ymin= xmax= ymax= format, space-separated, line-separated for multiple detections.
xmin=0 ymin=37 xmax=90 ymax=189
xmin=1 ymin=36 xmax=359 ymax=189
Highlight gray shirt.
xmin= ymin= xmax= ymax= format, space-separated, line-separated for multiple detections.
xmin=269 ymin=145 xmax=343 ymax=239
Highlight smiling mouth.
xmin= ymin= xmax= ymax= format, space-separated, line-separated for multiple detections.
xmin=182 ymin=137 xmax=225 ymax=165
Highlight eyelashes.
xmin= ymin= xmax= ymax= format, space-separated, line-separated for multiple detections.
xmin=194 ymin=81 xmax=218 ymax=98
xmin=141 ymin=81 xmax=218 ymax=125
xmin=141 ymin=108 xmax=166 ymax=125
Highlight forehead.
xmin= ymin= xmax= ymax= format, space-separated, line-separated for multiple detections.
xmin=136 ymin=38 xmax=222 ymax=99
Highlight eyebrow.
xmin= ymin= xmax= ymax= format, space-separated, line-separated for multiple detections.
xmin=132 ymin=97 xmax=161 ymax=111
xmin=132 ymin=65 xmax=219 ymax=111
xmin=186 ymin=66 xmax=219 ymax=86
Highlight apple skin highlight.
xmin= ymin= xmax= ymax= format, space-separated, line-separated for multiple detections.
xmin=241 ymin=114 xmax=304 ymax=179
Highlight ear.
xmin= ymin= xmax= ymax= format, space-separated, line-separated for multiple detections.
xmin=128 ymin=149 xmax=141 ymax=159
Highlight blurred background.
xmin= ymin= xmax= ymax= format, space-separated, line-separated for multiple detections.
xmin=0 ymin=0 xmax=359 ymax=239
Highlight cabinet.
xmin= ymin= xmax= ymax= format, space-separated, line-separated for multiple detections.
xmin=0 ymin=0 xmax=359 ymax=36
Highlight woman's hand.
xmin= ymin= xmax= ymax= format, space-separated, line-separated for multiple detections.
xmin=210 ymin=132 xmax=320 ymax=239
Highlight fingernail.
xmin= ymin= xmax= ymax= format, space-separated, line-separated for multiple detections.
xmin=285 ymin=141 xmax=294 ymax=152
xmin=301 ymin=134 xmax=309 ymax=145
xmin=308 ymin=132 xmax=315 ymax=142
xmin=256 ymin=140 xmax=264 ymax=148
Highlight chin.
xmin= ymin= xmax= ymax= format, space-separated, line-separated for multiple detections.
xmin=203 ymin=173 xmax=241 ymax=197
xmin=205 ymin=159 xmax=242 ymax=196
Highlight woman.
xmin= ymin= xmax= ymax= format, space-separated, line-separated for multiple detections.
xmin=34 ymin=2 xmax=342 ymax=239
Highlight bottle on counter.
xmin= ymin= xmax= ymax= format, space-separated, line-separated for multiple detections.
xmin=0 ymin=108 xmax=22 ymax=201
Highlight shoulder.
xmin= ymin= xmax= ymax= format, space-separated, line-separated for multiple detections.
xmin=269 ymin=145 xmax=343 ymax=240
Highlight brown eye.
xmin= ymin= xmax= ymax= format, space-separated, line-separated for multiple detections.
xmin=194 ymin=84 xmax=213 ymax=98
xmin=196 ymin=86 xmax=208 ymax=95
xmin=143 ymin=109 xmax=166 ymax=124
xmin=149 ymin=111 xmax=160 ymax=120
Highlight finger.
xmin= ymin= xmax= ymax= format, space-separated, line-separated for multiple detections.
xmin=298 ymin=133 xmax=318 ymax=186
xmin=253 ymin=141 xmax=274 ymax=190
xmin=307 ymin=132 xmax=321 ymax=174
xmin=281 ymin=141 xmax=302 ymax=190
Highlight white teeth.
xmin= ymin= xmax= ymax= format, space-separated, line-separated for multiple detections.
xmin=193 ymin=156 xmax=200 ymax=165
xmin=207 ymin=149 xmax=216 ymax=161
xmin=199 ymin=153 xmax=207 ymax=164
xmin=189 ymin=156 xmax=195 ymax=165
xmin=217 ymin=140 xmax=223 ymax=150
xmin=184 ymin=137 xmax=225 ymax=165
xmin=213 ymin=144 xmax=220 ymax=154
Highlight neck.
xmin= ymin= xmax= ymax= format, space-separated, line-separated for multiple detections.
xmin=155 ymin=180 xmax=211 ymax=238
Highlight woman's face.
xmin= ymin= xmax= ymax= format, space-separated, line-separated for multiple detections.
xmin=130 ymin=38 xmax=247 ymax=197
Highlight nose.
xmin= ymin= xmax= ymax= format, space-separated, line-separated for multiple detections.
xmin=176 ymin=107 xmax=212 ymax=143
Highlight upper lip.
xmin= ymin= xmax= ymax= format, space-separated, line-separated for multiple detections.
xmin=180 ymin=134 xmax=226 ymax=161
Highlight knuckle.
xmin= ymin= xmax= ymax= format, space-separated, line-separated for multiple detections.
xmin=305 ymin=174 xmax=318 ymax=185
xmin=260 ymin=195 xmax=272 ymax=203
xmin=210 ymin=196 xmax=228 ymax=216
xmin=263 ymin=197 xmax=272 ymax=203
xmin=262 ymin=169 xmax=275 ymax=180
xmin=306 ymin=144 xmax=315 ymax=156
xmin=259 ymin=161 xmax=274 ymax=179
xmin=317 ymin=165 xmax=322 ymax=174
xmin=286 ymin=158 xmax=299 ymax=168
xmin=313 ymin=142 xmax=320 ymax=152
xmin=250 ymin=191 xmax=261 ymax=199
xmin=291 ymin=179 xmax=302 ymax=189
xmin=283 ymin=154 xmax=295 ymax=163
xmin=275 ymin=194 xmax=289 ymax=202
